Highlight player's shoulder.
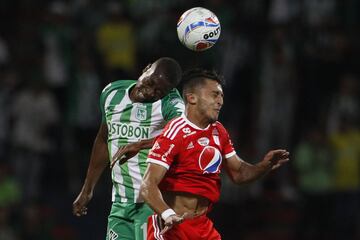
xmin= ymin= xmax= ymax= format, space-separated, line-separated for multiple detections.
xmin=161 ymin=88 xmax=182 ymax=101
xmin=212 ymin=121 xmax=228 ymax=134
xmin=101 ymin=80 xmax=136 ymax=95
xmin=212 ymin=121 xmax=225 ymax=128
xmin=163 ymin=115 xmax=185 ymax=132
xmin=161 ymin=115 xmax=189 ymax=140
xmin=167 ymin=88 xmax=181 ymax=96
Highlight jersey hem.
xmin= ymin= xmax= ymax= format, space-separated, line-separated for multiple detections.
xmin=147 ymin=158 xmax=170 ymax=169
xmin=225 ymin=151 xmax=236 ymax=158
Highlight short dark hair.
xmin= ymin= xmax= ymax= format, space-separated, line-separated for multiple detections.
xmin=181 ymin=68 xmax=225 ymax=102
xmin=154 ymin=57 xmax=182 ymax=87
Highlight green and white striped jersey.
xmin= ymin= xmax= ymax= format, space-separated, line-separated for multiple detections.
xmin=100 ymin=80 xmax=184 ymax=203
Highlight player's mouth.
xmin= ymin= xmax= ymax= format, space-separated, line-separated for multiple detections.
xmin=137 ymin=91 xmax=146 ymax=100
xmin=137 ymin=86 xmax=152 ymax=99
xmin=140 ymin=91 xmax=158 ymax=102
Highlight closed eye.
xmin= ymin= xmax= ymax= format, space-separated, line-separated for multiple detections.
xmin=212 ymin=91 xmax=223 ymax=98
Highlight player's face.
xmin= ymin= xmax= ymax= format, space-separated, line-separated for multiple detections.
xmin=196 ymin=79 xmax=223 ymax=123
xmin=136 ymin=63 xmax=172 ymax=102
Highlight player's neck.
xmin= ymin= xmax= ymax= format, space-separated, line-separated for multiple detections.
xmin=129 ymin=85 xmax=138 ymax=102
xmin=185 ymin=108 xmax=210 ymax=129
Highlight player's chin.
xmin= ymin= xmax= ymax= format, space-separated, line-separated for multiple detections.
xmin=209 ymin=114 xmax=219 ymax=123
xmin=142 ymin=94 xmax=156 ymax=102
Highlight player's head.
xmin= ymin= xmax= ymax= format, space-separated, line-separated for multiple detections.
xmin=182 ymin=68 xmax=224 ymax=123
xmin=134 ymin=57 xmax=182 ymax=102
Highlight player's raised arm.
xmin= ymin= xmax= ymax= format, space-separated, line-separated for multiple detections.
xmin=72 ymin=123 xmax=109 ymax=217
xmin=224 ymin=150 xmax=290 ymax=185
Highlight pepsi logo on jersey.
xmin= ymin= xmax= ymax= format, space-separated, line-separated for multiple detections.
xmin=198 ymin=146 xmax=222 ymax=174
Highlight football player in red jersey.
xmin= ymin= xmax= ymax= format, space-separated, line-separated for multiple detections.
xmin=140 ymin=69 xmax=290 ymax=240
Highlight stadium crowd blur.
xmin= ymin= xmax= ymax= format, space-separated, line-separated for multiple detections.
xmin=0 ymin=0 xmax=359 ymax=239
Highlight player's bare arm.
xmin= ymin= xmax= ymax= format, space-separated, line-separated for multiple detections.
xmin=140 ymin=163 xmax=185 ymax=231
xmin=110 ymin=138 xmax=155 ymax=168
xmin=140 ymin=163 xmax=173 ymax=214
xmin=72 ymin=123 xmax=109 ymax=217
xmin=224 ymin=149 xmax=289 ymax=185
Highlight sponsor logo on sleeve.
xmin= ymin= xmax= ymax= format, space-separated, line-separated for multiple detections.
xmin=149 ymin=141 xmax=162 ymax=158
xmin=149 ymin=151 xmax=161 ymax=158
xmin=151 ymin=141 xmax=160 ymax=150
xmin=161 ymin=144 xmax=175 ymax=162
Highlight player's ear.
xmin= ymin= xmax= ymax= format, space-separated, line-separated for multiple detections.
xmin=186 ymin=93 xmax=197 ymax=105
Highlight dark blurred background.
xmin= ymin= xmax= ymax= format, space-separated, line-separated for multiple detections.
xmin=0 ymin=0 xmax=359 ymax=239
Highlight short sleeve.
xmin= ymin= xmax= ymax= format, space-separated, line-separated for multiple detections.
xmin=99 ymin=90 xmax=107 ymax=123
xmin=147 ymin=127 xmax=180 ymax=169
xmin=217 ymin=123 xmax=236 ymax=159
xmin=99 ymin=83 xmax=113 ymax=123
xmin=161 ymin=89 xmax=185 ymax=122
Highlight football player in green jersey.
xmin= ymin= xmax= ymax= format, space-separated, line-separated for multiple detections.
xmin=73 ymin=57 xmax=184 ymax=240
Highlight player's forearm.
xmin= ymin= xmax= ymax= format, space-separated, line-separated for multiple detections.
xmin=140 ymin=182 xmax=170 ymax=215
xmin=233 ymin=161 xmax=271 ymax=184
xmin=138 ymin=138 xmax=155 ymax=149
xmin=82 ymin=136 xmax=109 ymax=193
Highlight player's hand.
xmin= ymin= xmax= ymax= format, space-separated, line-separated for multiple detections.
xmin=160 ymin=214 xmax=184 ymax=235
xmin=110 ymin=142 xmax=142 ymax=169
xmin=159 ymin=211 xmax=205 ymax=235
xmin=262 ymin=149 xmax=290 ymax=170
xmin=72 ymin=190 xmax=93 ymax=217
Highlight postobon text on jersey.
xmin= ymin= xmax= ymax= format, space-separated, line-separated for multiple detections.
xmin=108 ymin=122 xmax=150 ymax=139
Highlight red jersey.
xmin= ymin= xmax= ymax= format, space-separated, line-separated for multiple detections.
xmin=147 ymin=115 xmax=236 ymax=203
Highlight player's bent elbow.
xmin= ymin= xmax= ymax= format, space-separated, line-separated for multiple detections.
xmin=139 ymin=184 xmax=146 ymax=199
xmin=233 ymin=174 xmax=253 ymax=185
xmin=139 ymin=182 xmax=150 ymax=202
xmin=227 ymin=171 xmax=246 ymax=185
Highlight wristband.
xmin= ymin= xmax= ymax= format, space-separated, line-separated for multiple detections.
xmin=161 ymin=209 xmax=176 ymax=221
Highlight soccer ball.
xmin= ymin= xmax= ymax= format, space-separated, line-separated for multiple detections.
xmin=177 ymin=7 xmax=221 ymax=51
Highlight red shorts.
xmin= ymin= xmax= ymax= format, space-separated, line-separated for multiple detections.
xmin=147 ymin=214 xmax=221 ymax=240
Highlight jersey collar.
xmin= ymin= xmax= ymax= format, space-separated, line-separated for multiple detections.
xmin=182 ymin=114 xmax=210 ymax=130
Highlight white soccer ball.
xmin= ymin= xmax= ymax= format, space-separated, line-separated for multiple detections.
xmin=177 ymin=7 xmax=221 ymax=51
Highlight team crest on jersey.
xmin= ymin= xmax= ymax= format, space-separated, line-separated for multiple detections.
xmin=108 ymin=229 xmax=118 ymax=240
xmin=135 ymin=105 xmax=147 ymax=121
xmin=197 ymin=137 xmax=210 ymax=146
xmin=212 ymin=128 xmax=220 ymax=146
xmin=198 ymin=146 xmax=222 ymax=174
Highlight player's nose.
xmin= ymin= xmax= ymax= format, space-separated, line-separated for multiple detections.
xmin=217 ymin=96 xmax=223 ymax=107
